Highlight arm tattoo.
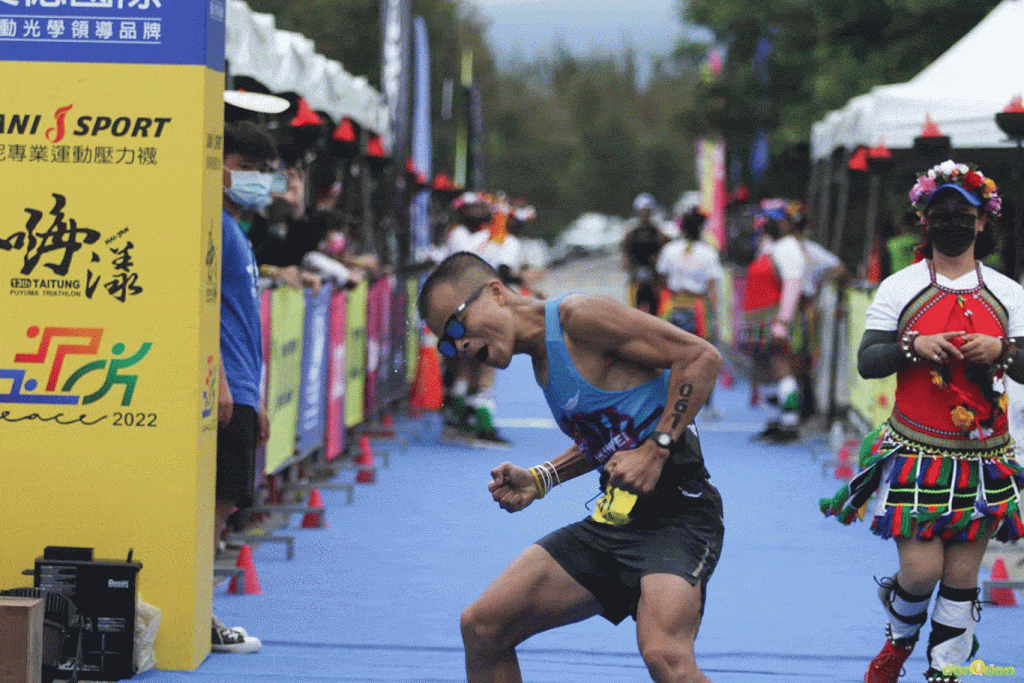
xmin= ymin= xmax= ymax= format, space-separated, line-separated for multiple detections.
xmin=669 ymin=383 xmax=694 ymax=431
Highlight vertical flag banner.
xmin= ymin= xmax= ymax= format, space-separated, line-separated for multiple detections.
xmin=696 ymin=136 xmax=727 ymax=250
xmin=410 ymin=15 xmax=432 ymax=261
xmin=453 ymin=48 xmax=473 ymax=189
xmin=0 ymin=0 xmax=225 ymax=669
xmin=380 ymin=0 xmax=411 ymax=266
xmin=381 ymin=0 xmax=412 ymax=159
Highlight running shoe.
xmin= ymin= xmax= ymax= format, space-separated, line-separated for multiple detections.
xmin=864 ymin=639 xmax=914 ymax=683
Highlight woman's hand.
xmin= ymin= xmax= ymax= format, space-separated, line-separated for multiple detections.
xmin=913 ymin=331 xmax=964 ymax=364
xmin=959 ymin=333 xmax=1005 ymax=365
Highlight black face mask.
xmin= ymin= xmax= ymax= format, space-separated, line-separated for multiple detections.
xmin=927 ymin=213 xmax=977 ymax=257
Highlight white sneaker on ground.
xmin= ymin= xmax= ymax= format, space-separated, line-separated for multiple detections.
xmin=211 ymin=622 xmax=261 ymax=653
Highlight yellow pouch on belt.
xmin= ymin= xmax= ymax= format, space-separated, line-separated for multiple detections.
xmin=591 ymin=484 xmax=638 ymax=526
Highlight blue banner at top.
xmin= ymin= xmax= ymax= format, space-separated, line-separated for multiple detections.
xmin=0 ymin=0 xmax=224 ymax=70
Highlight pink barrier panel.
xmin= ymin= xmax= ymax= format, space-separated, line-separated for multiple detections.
xmin=364 ymin=279 xmax=384 ymax=417
xmin=375 ymin=277 xmax=394 ymax=403
xmin=325 ymin=289 xmax=347 ymax=460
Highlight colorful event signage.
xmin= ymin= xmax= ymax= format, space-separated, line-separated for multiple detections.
xmin=325 ymin=289 xmax=347 ymax=460
xmin=265 ymin=287 xmax=304 ymax=473
xmin=0 ymin=0 xmax=224 ymax=69
xmin=0 ymin=0 xmax=224 ymax=669
xmin=345 ymin=279 xmax=368 ymax=428
xmin=696 ymin=136 xmax=727 ymax=250
xmin=384 ymin=283 xmax=408 ymax=404
xmin=405 ymin=279 xmax=419 ymax=385
xmin=296 ymin=286 xmax=330 ymax=459
xmin=365 ymin=276 xmax=393 ymax=415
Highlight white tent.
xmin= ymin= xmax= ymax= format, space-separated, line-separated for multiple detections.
xmin=225 ymin=0 xmax=389 ymax=139
xmin=811 ymin=0 xmax=1024 ymax=160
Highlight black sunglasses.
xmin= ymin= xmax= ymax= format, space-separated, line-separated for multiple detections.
xmin=437 ymin=284 xmax=486 ymax=359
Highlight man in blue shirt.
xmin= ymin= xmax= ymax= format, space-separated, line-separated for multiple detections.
xmin=212 ymin=121 xmax=276 ymax=653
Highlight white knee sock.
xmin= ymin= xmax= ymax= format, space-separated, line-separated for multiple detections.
xmin=928 ymin=584 xmax=979 ymax=671
xmin=883 ymin=578 xmax=930 ymax=642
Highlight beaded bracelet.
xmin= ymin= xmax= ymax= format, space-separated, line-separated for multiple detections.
xmin=900 ymin=330 xmax=922 ymax=363
xmin=998 ymin=338 xmax=1018 ymax=371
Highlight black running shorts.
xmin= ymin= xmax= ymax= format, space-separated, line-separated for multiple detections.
xmin=216 ymin=403 xmax=258 ymax=507
xmin=536 ymin=482 xmax=724 ymax=625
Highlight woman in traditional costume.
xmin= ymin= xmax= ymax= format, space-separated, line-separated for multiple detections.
xmin=820 ymin=161 xmax=1024 ymax=683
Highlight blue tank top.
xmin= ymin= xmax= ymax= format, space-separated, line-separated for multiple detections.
xmin=542 ymin=295 xmax=670 ymax=465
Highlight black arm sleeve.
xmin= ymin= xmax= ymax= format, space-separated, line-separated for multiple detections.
xmin=858 ymin=329 xmax=902 ymax=379
xmin=1007 ymin=338 xmax=1024 ymax=384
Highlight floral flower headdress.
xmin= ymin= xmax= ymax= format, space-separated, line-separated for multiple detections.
xmin=908 ymin=159 xmax=1001 ymax=220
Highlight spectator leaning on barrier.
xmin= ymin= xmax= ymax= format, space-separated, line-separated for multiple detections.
xmin=246 ymin=162 xmax=323 ymax=293
xmin=212 ymin=120 xmax=277 ymax=654
xmin=821 ymin=161 xmax=1024 ymax=683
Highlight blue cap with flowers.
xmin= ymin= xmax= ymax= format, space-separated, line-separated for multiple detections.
xmin=908 ymin=159 xmax=1001 ymax=220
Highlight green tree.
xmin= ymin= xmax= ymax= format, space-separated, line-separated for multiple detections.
xmin=681 ymin=0 xmax=1002 ymax=195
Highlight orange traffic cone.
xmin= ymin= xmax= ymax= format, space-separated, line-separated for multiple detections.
xmin=410 ymin=345 xmax=443 ymax=411
xmin=302 ymin=487 xmax=328 ymax=529
xmin=228 ymin=544 xmax=262 ymax=595
xmin=356 ymin=434 xmax=376 ymax=483
xmin=833 ymin=441 xmax=855 ymax=480
xmin=989 ymin=557 xmax=1018 ymax=606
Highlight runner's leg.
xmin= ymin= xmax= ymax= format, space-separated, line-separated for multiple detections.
xmin=461 ymin=544 xmax=602 ymax=683
xmin=635 ymin=573 xmax=712 ymax=683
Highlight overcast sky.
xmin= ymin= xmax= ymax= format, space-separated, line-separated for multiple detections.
xmin=470 ymin=0 xmax=704 ymax=81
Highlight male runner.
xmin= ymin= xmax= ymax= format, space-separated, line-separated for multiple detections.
xmin=419 ymin=251 xmax=724 ymax=683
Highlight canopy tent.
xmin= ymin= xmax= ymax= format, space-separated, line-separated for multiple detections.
xmin=225 ymin=0 xmax=389 ymax=140
xmin=811 ymin=0 xmax=1024 ymax=160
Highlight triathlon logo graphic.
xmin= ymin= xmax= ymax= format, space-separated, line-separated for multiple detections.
xmin=0 ymin=325 xmax=151 ymax=406
xmin=559 ymin=405 xmax=661 ymax=464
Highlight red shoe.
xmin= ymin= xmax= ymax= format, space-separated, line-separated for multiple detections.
xmin=864 ymin=639 xmax=914 ymax=683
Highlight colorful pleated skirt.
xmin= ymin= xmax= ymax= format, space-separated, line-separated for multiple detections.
xmin=820 ymin=426 xmax=1024 ymax=542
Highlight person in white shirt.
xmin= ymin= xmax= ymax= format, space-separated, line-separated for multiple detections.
xmin=792 ymin=211 xmax=847 ymax=419
xmin=657 ymin=207 xmax=724 ymax=417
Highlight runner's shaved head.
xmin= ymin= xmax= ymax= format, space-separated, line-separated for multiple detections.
xmin=418 ymin=251 xmax=501 ymax=321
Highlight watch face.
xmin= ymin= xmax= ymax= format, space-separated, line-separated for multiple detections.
xmin=654 ymin=432 xmax=672 ymax=447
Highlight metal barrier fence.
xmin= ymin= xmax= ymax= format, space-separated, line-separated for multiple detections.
xmin=254 ymin=275 xmax=419 ymax=477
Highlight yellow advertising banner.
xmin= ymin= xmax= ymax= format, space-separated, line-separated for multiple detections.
xmin=265 ymin=287 xmax=304 ymax=473
xmin=0 ymin=63 xmax=223 ymax=669
xmin=847 ymin=289 xmax=897 ymax=428
xmin=345 ymin=279 xmax=368 ymax=428
xmin=406 ymin=278 xmax=419 ymax=384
